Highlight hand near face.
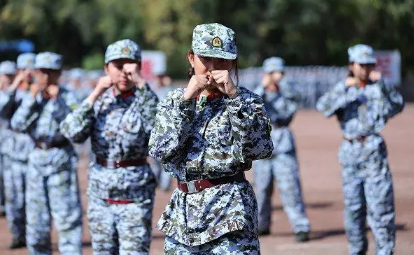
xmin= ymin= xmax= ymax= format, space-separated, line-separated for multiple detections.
xmin=261 ymin=73 xmax=273 ymax=88
xmin=85 ymin=76 xmax=113 ymax=104
xmin=30 ymin=83 xmax=42 ymax=98
xmin=345 ymin=77 xmax=360 ymax=87
xmin=184 ymin=75 xmax=210 ymax=100
xmin=11 ymin=70 xmax=32 ymax=91
xmin=44 ymin=84 xmax=60 ymax=99
xmin=369 ymin=70 xmax=382 ymax=82
xmin=123 ymin=63 xmax=145 ymax=89
xmin=211 ymin=70 xmax=238 ymax=98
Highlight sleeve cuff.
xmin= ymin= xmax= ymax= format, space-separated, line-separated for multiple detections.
xmin=177 ymin=96 xmax=195 ymax=114
xmin=79 ymin=100 xmax=94 ymax=113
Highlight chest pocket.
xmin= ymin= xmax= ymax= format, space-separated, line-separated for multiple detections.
xmin=120 ymin=107 xmax=146 ymax=149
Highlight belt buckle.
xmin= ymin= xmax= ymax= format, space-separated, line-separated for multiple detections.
xmin=107 ymin=159 xmax=117 ymax=169
xmin=39 ymin=142 xmax=48 ymax=150
xmin=186 ymin=181 xmax=197 ymax=194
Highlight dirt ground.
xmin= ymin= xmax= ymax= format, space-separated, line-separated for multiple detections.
xmin=1 ymin=105 xmax=413 ymax=255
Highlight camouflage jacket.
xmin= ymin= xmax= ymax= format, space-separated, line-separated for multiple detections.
xmin=60 ymin=85 xmax=159 ymax=200
xmin=149 ymin=87 xmax=273 ymax=246
xmin=316 ymin=79 xmax=404 ymax=139
xmin=254 ymin=79 xmax=299 ymax=155
xmin=0 ymin=88 xmax=34 ymax=161
xmin=10 ymin=87 xmax=79 ymax=175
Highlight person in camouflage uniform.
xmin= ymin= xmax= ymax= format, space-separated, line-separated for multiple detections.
xmin=148 ymin=72 xmax=174 ymax=191
xmin=149 ymin=23 xmax=273 ymax=254
xmin=11 ymin=52 xmax=83 ymax=255
xmin=0 ymin=53 xmax=36 ymax=249
xmin=61 ymin=39 xmax=158 ymax=255
xmin=253 ymin=57 xmax=311 ymax=241
xmin=0 ymin=60 xmax=17 ymax=218
xmin=317 ymin=44 xmax=404 ymax=255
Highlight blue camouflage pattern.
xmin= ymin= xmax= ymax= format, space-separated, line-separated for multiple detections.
xmin=87 ymin=191 xmax=154 ymax=255
xmin=164 ymin=230 xmax=260 ymax=255
xmin=0 ymin=61 xmax=17 ymax=75
xmin=253 ymin=80 xmax=310 ymax=234
xmin=148 ymin=83 xmax=175 ymax=191
xmin=317 ymin=78 xmax=404 ymax=255
xmin=11 ymin=87 xmax=83 ymax=255
xmin=60 ymin=84 xmax=158 ymax=254
xmin=105 ymin=39 xmax=141 ymax=64
xmin=0 ymin=87 xmax=34 ymax=241
xmin=149 ymin=87 xmax=273 ymax=247
xmin=348 ymin=44 xmax=376 ymax=64
xmin=35 ymin=52 xmax=62 ymax=70
xmin=17 ymin=53 xmax=36 ymax=69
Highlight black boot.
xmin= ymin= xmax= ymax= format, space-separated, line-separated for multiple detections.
xmin=295 ymin=231 xmax=310 ymax=242
xmin=9 ymin=238 xmax=26 ymax=249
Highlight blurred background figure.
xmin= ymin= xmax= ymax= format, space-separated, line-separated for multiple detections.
xmin=317 ymin=44 xmax=404 ymax=255
xmin=253 ymin=57 xmax=311 ymax=241
xmin=0 ymin=53 xmax=36 ymax=249
xmin=11 ymin=52 xmax=83 ymax=255
xmin=0 ymin=60 xmax=17 ymax=218
xmin=148 ymin=71 xmax=174 ymax=192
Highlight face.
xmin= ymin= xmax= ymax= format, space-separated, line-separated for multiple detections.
xmin=188 ymin=52 xmax=234 ymax=75
xmin=105 ymin=58 xmax=139 ymax=92
xmin=351 ymin=62 xmax=375 ymax=81
xmin=0 ymin=74 xmax=15 ymax=86
xmin=35 ymin=68 xmax=61 ymax=89
xmin=270 ymin=71 xmax=284 ymax=83
xmin=18 ymin=69 xmax=34 ymax=83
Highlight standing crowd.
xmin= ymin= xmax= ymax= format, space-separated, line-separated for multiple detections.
xmin=0 ymin=22 xmax=404 ymax=255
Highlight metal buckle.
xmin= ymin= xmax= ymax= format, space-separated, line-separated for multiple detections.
xmin=107 ymin=159 xmax=118 ymax=169
xmin=40 ymin=142 xmax=48 ymax=150
xmin=186 ymin=181 xmax=197 ymax=194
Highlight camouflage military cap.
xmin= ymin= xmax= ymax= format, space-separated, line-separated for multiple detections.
xmin=69 ymin=68 xmax=84 ymax=80
xmin=17 ymin=53 xmax=36 ymax=69
xmin=348 ymin=44 xmax=376 ymax=64
xmin=0 ymin=61 xmax=17 ymax=75
xmin=35 ymin=52 xmax=63 ymax=70
xmin=263 ymin=57 xmax=285 ymax=73
xmin=105 ymin=39 xmax=141 ymax=64
xmin=192 ymin=23 xmax=237 ymax=60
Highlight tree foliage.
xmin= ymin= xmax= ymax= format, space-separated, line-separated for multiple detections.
xmin=1 ymin=0 xmax=413 ymax=76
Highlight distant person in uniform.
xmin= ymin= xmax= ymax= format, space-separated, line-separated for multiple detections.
xmin=11 ymin=52 xmax=83 ymax=255
xmin=317 ymin=44 xmax=404 ymax=255
xmin=0 ymin=61 xmax=17 ymax=218
xmin=61 ymin=39 xmax=159 ymax=255
xmin=253 ymin=57 xmax=311 ymax=241
xmin=0 ymin=53 xmax=36 ymax=249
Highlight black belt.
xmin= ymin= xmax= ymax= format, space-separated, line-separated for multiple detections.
xmin=34 ymin=139 xmax=70 ymax=149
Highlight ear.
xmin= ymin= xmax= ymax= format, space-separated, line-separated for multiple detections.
xmin=187 ymin=51 xmax=195 ymax=68
xmin=104 ymin=64 xmax=109 ymax=75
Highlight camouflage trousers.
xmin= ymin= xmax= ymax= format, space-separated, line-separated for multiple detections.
xmin=4 ymin=159 xmax=27 ymax=240
xmin=87 ymin=195 xmax=154 ymax=255
xmin=0 ymin=153 xmax=5 ymax=214
xmin=149 ymin=158 xmax=172 ymax=191
xmin=339 ymin=137 xmax=395 ymax=255
xmin=26 ymin=163 xmax=83 ymax=255
xmin=164 ymin=230 xmax=260 ymax=255
xmin=253 ymin=154 xmax=310 ymax=233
